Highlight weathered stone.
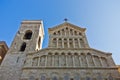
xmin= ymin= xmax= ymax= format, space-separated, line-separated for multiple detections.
xmin=0 ymin=20 xmax=120 ymax=80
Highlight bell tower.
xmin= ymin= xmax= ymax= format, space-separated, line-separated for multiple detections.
xmin=0 ymin=20 xmax=44 ymax=80
xmin=9 ymin=20 xmax=44 ymax=53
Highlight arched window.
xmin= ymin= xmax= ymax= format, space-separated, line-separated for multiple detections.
xmin=62 ymin=29 xmax=65 ymax=35
xmin=66 ymin=27 xmax=69 ymax=35
xmin=53 ymin=38 xmax=57 ymax=47
xmin=53 ymin=32 xmax=57 ymax=35
xmin=74 ymin=31 xmax=77 ymax=35
xmin=23 ymin=30 xmax=32 ymax=39
xmin=47 ymin=53 xmax=52 ymax=66
xmin=97 ymin=73 xmax=102 ymax=80
xmin=29 ymin=76 xmax=35 ymax=80
xmin=94 ymin=56 xmax=101 ymax=66
xmin=108 ymin=73 xmax=113 ymax=80
xmin=64 ymin=39 xmax=68 ymax=48
xmin=69 ymin=39 xmax=73 ymax=48
xmin=80 ymin=39 xmax=85 ymax=48
xmin=32 ymin=57 xmax=39 ymax=66
xmin=41 ymin=75 xmax=46 ymax=80
xmin=20 ymin=42 xmax=26 ymax=51
xmin=74 ymin=73 xmax=80 ymax=80
xmin=58 ymin=31 xmax=61 ymax=35
xmin=58 ymin=38 xmax=62 ymax=48
xmin=74 ymin=53 xmax=80 ymax=66
xmin=79 ymin=32 xmax=82 ymax=35
xmin=38 ymin=37 xmax=41 ymax=49
xmin=81 ymin=53 xmax=87 ymax=67
xmin=86 ymin=76 xmax=91 ymax=80
xmin=74 ymin=38 xmax=79 ymax=48
xmin=64 ymin=73 xmax=70 ymax=80
xmin=87 ymin=53 xmax=94 ymax=66
xmin=60 ymin=52 xmax=66 ymax=66
xmin=52 ymin=76 xmax=58 ymax=80
xmin=70 ymin=29 xmax=73 ymax=35
xmin=54 ymin=53 xmax=59 ymax=66
xmin=40 ymin=56 xmax=46 ymax=66
xmin=101 ymin=57 xmax=109 ymax=67
xmin=67 ymin=53 xmax=73 ymax=66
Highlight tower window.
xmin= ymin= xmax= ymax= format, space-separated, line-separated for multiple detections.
xmin=23 ymin=30 xmax=32 ymax=39
xmin=38 ymin=37 xmax=41 ymax=49
xmin=20 ymin=42 xmax=26 ymax=51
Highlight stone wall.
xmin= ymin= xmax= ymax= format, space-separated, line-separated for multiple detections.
xmin=21 ymin=68 xmax=120 ymax=80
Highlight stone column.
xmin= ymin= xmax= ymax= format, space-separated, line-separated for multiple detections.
xmin=78 ymin=38 xmax=81 ymax=48
xmin=86 ymin=55 xmax=89 ymax=67
xmin=59 ymin=54 xmax=61 ymax=67
xmin=52 ymin=55 xmax=54 ymax=67
xmin=73 ymin=55 xmax=75 ymax=67
xmin=66 ymin=54 xmax=68 ymax=67
xmin=73 ymin=38 xmax=75 ymax=48
xmin=38 ymin=57 xmax=40 ymax=66
xmin=67 ymin=38 xmax=69 ymax=48
xmin=57 ymin=38 xmax=58 ymax=48
xmin=45 ymin=56 xmax=47 ymax=67
xmin=31 ymin=57 xmax=33 ymax=66
xmin=62 ymin=38 xmax=64 ymax=48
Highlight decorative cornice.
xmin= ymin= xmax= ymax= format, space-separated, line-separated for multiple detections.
xmin=22 ymin=66 xmax=118 ymax=70
xmin=48 ymin=22 xmax=86 ymax=34
xmin=26 ymin=47 xmax=111 ymax=56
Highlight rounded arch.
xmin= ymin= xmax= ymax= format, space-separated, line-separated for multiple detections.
xmin=86 ymin=53 xmax=94 ymax=66
xmin=54 ymin=52 xmax=59 ymax=55
xmin=87 ymin=53 xmax=91 ymax=55
xmin=81 ymin=53 xmax=85 ymax=55
xmin=66 ymin=27 xmax=68 ymax=30
xmin=79 ymin=32 xmax=82 ymax=35
xmin=29 ymin=75 xmax=35 ymax=80
xmin=58 ymin=31 xmax=60 ymax=35
xmin=23 ymin=30 xmax=33 ymax=39
xmin=74 ymin=73 xmax=80 ymax=80
xmin=101 ymin=57 xmax=109 ymax=67
xmin=53 ymin=32 xmax=57 ymax=35
xmin=63 ymin=73 xmax=70 ymax=80
xmin=51 ymin=72 xmax=59 ymax=80
xmin=40 ymin=73 xmax=47 ymax=80
xmin=20 ymin=42 xmax=26 ymax=51
xmin=74 ymin=31 xmax=77 ymax=35
xmin=64 ymin=38 xmax=67 ymax=41
xmin=32 ymin=57 xmax=39 ymax=66
xmin=61 ymin=52 xmax=65 ymax=55
xmin=53 ymin=38 xmax=57 ymax=41
xmin=53 ymin=38 xmax=57 ymax=47
xmin=74 ymin=53 xmax=78 ymax=55
xmin=48 ymin=52 xmax=52 ymax=55
xmin=68 ymin=52 xmax=71 ymax=55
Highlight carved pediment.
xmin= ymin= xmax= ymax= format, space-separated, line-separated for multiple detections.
xmin=48 ymin=22 xmax=86 ymax=35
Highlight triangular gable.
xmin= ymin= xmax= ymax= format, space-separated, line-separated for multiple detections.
xmin=48 ymin=22 xmax=86 ymax=34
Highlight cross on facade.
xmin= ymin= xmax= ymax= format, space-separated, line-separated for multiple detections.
xmin=64 ymin=18 xmax=68 ymax=22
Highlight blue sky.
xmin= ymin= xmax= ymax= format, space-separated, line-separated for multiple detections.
xmin=0 ymin=0 xmax=120 ymax=64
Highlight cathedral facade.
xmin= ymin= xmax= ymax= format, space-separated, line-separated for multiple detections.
xmin=0 ymin=20 xmax=120 ymax=80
